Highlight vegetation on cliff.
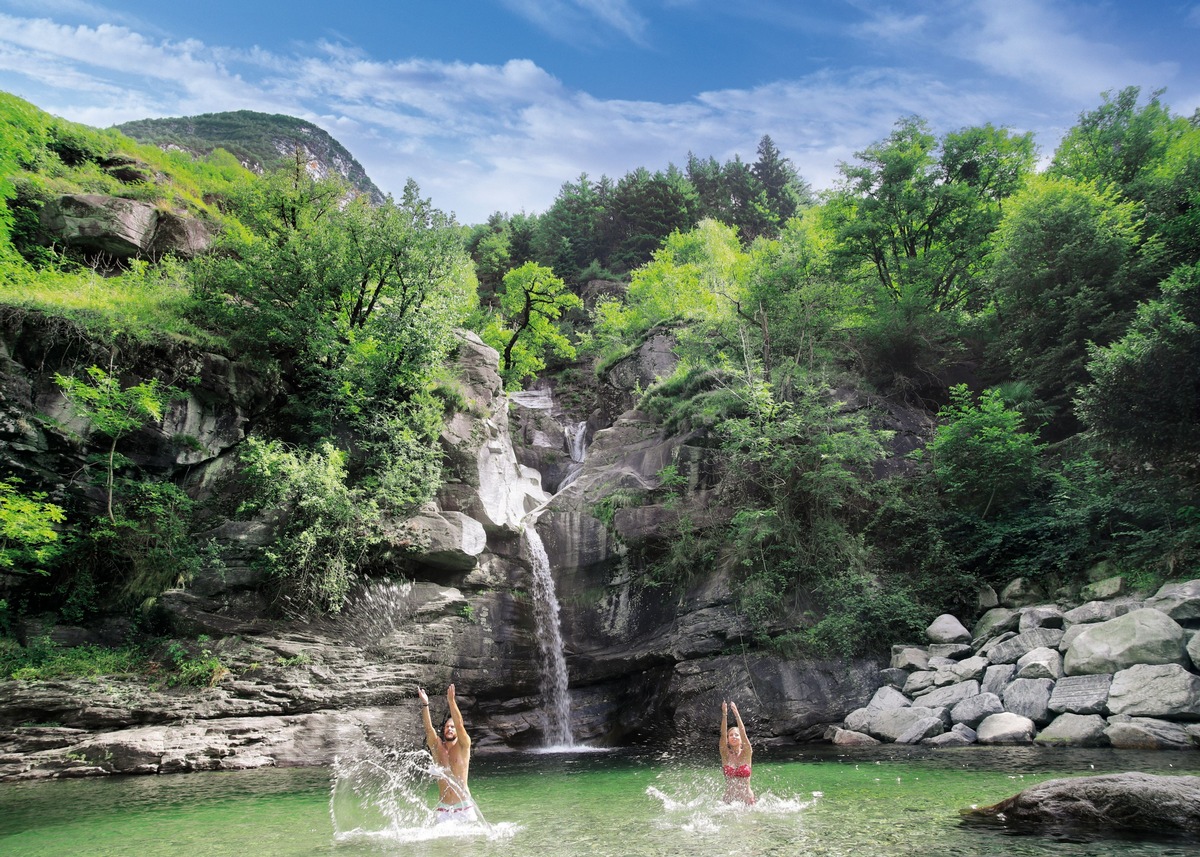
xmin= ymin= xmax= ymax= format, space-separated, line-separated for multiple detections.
xmin=0 ymin=84 xmax=1198 ymax=672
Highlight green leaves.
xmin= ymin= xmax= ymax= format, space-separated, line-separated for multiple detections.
xmin=0 ymin=478 xmax=65 ymax=574
xmin=931 ymin=384 xmax=1044 ymax=518
xmin=481 ymin=261 xmax=582 ymax=389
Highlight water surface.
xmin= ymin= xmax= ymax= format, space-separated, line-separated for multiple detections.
xmin=2 ymin=746 xmax=1198 ymax=856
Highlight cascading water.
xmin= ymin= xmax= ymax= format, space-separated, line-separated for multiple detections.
xmin=558 ymin=420 xmax=589 ymax=490
xmin=522 ymin=520 xmax=574 ymax=747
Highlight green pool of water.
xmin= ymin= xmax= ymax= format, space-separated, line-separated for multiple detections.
xmin=2 ymin=746 xmax=1198 ymax=856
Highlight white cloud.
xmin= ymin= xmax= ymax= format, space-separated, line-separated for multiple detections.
xmin=498 ymin=0 xmax=648 ymax=44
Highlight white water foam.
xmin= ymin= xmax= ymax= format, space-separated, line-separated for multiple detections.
xmin=523 ymin=522 xmax=574 ymax=747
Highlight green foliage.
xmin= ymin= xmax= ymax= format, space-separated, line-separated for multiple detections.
xmin=164 ymin=639 xmax=230 ymax=687
xmin=0 ymin=478 xmax=66 ymax=574
xmin=1078 ymin=261 xmax=1200 ymax=467
xmin=55 ymin=363 xmax=167 ymax=523
xmin=590 ymin=487 xmax=647 ymax=531
xmin=930 ymin=384 xmax=1044 ymax=517
xmin=988 ymin=176 xmax=1143 ymax=419
xmin=0 ymin=636 xmax=145 ymax=682
xmin=480 ymin=261 xmax=582 ymax=389
xmin=238 ymin=437 xmax=382 ymax=617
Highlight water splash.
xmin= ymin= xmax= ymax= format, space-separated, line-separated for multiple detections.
xmin=330 ymin=747 xmax=518 ymax=843
xmin=645 ymin=769 xmax=818 ymax=835
xmin=523 ymin=522 xmax=574 ymax=748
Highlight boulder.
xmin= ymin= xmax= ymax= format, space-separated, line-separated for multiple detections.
xmin=829 ymin=727 xmax=880 ymax=746
xmin=1104 ymin=716 xmax=1197 ymax=751
xmin=1015 ymin=647 xmax=1063 ymax=680
xmin=928 ymin=643 xmax=973 ymax=660
xmin=878 ymin=667 xmax=908 ymax=688
xmin=1058 ymin=624 xmax=1089 ymax=652
xmin=980 ymin=663 xmax=1015 ymax=698
xmin=1002 ymin=678 xmax=1055 ymax=724
xmin=999 ymin=578 xmax=1044 ymax=608
xmin=976 ymin=712 xmax=1036 ymax=744
xmin=1064 ymin=608 xmax=1189 ymax=675
xmin=406 ymin=511 xmax=487 ymax=571
xmin=1033 ymin=713 xmax=1109 ymax=747
xmin=902 ymin=670 xmax=937 ymax=697
xmin=865 ymin=685 xmax=911 ymax=711
xmin=964 ymin=773 xmax=1200 ymax=836
xmin=1107 ymin=664 xmax=1200 ymax=720
xmin=1047 ymin=674 xmax=1111 ymax=715
xmin=922 ymin=730 xmax=973 ymax=747
xmin=926 ymin=614 xmax=971 ymax=644
xmin=1189 ymin=632 xmax=1200 ymax=672
xmin=917 ymin=680 xmax=980 ymax=709
xmin=1145 ymin=579 xmax=1200 ymax=627
xmin=972 ymin=607 xmax=1018 ymax=642
xmin=1079 ymin=576 xmax=1128 ymax=601
xmin=890 ymin=644 xmax=930 ymax=669
xmin=949 ymin=692 xmax=1004 ymax=728
xmin=986 ymin=628 xmax=1065 ymax=664
xmin=1063 ymin=601 xmax=1119 ymax=627
xmin=895 ymin=716 xmax=945 ymax=744
xmin=867 ymin=706 xmax=949 ymax=743
xmin=843 ymin=707 xmax=872 ymax=734
xmin=1018 ymin=606 xmax=1064 ymax=632
xmin=935 ymin=655 xmax=988 ymax=685
xmin=976 ymin=585 xmax=998 ymax=611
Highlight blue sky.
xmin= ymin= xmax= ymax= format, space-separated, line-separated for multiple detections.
xmin=1 ymin=1 xmax=1198 ymax=224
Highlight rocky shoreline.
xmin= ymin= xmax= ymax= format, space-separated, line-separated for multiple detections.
xmin=831 ymin=578 xmax=1200 ymax=750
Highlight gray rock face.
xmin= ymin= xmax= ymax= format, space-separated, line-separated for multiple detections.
xmin=1002 ymin=678 xmax=1055 ymax=724
xmin=928 ymin=643 xmax=973 ymax=660
xmin=1190 ymin=632 xmax=1200 ymax=671
xmin=1064 ymin=608 xmax=1189 ymax=675
xmin=39 ymin=194 xmax=211 ymax=259
xmin=926 ymin=614 xmax=971 ymax=644
xmin=1107 ymin=664 xmax=1200 ymax=720
xmin=976 ymin=712 xmax=1036 ymax=744
xmin=1033 ymin=713 xmax=1109 ymax=747
xmin=965 ymin=773 xmax=1200 ymax=836
xmin=1047 ymin=674 xmax=1111 ymax=715
xmin=902 ymin=671 xmax=937 ymax=697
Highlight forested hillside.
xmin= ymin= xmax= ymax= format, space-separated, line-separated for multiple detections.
xmin=0 ymin=84 xmax=1198 ymax=677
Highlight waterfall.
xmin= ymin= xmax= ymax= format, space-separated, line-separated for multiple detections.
xmin=522 ymin=520 xmax=574 ymax=747
xmin=558 ymin=420 xmax=589 ymax=491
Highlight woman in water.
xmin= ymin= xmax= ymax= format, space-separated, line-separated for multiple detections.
xmin=719 ymin=700 xmax=754 ymax=805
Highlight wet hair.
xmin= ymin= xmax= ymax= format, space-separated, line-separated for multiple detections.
xmin=441 ymin=715 xmax=454 ymax=739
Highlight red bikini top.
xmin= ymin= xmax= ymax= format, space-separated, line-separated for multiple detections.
xmin=723 ymin=764 xmax=751 ymax=778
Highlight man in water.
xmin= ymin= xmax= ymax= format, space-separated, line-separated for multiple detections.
xmin=418 ymin=684 xmax=475 ymax=823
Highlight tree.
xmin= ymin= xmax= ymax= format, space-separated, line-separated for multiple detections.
xmin=481 ymin=262 xmax=583 ymax=389
xmin=989 ymin=176 xmax=1141 ymax=421
xmin=55 ymin=363 xmax=166 ymax=523
xmin=829 ymin=117 xmax=1035 ymax=314
xmin=752 ymin=134 xmax=812 ymax=225
xmin=930 ymin=385 xmax=1044 ymax=518
xmin=1077 ymin=261 xmax=1200 ymax=467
